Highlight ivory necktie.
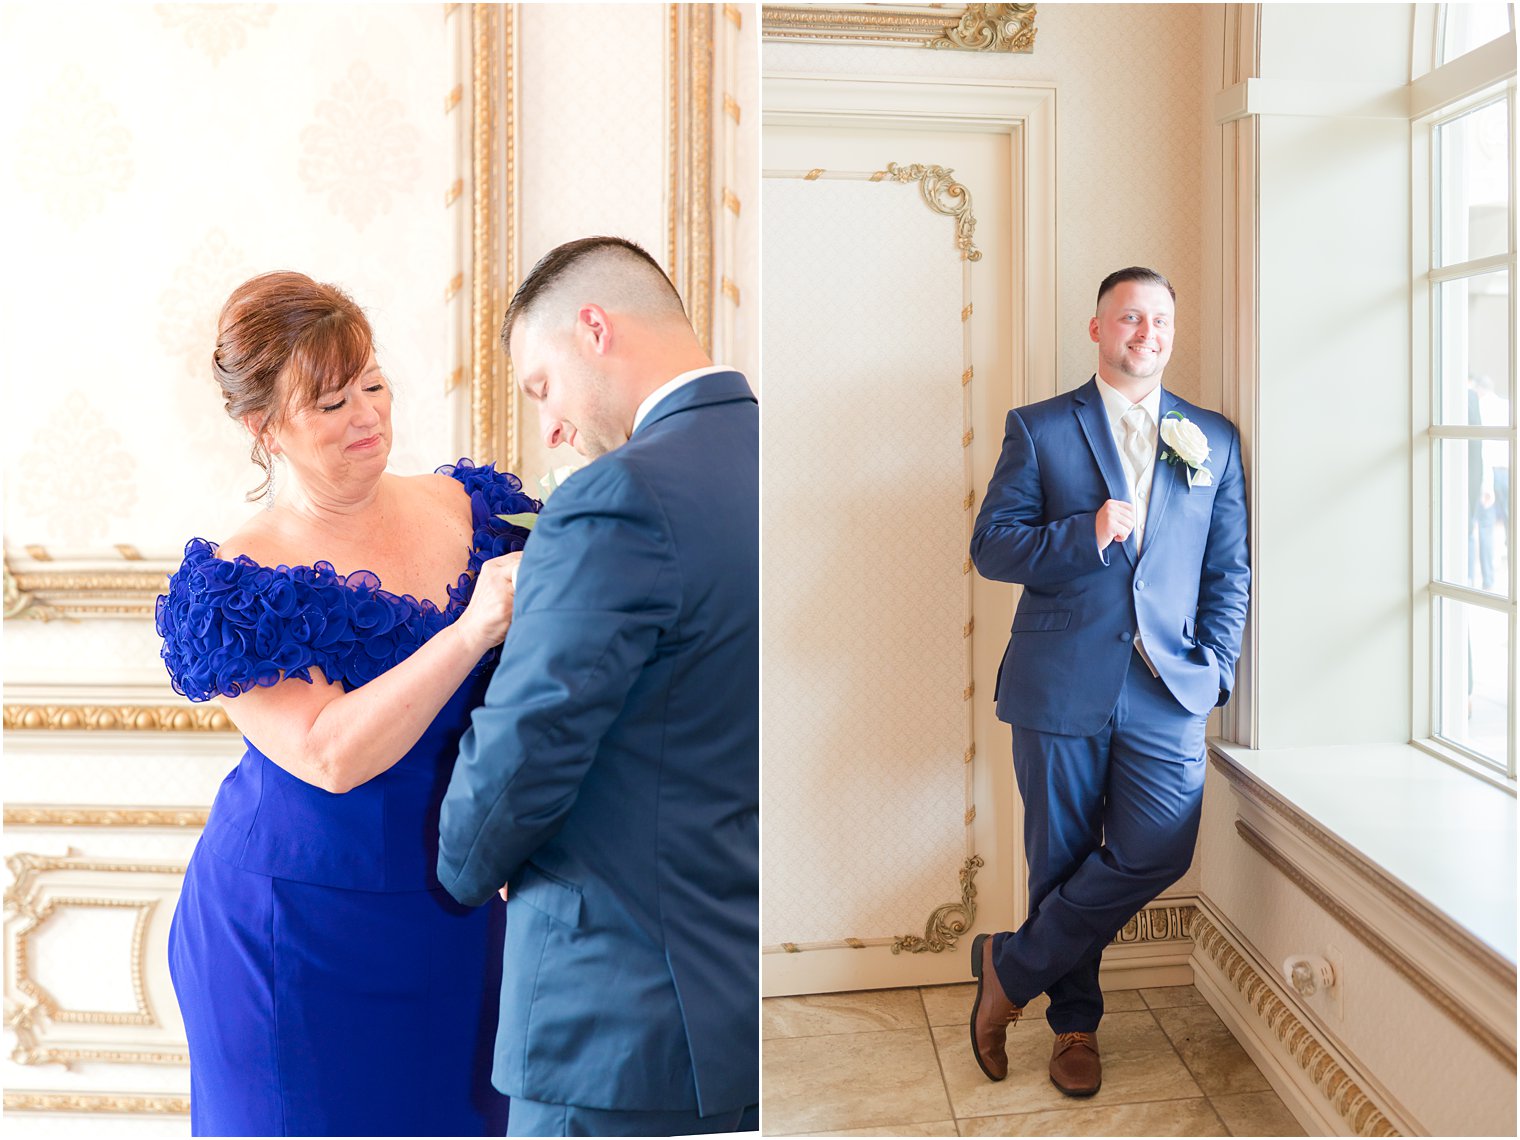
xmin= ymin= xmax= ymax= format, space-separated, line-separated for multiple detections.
xmin=1121 ymin=406 xmax=1152 ymax=483
xmin=1120 ymin=406 xmax=1152 ymax=551
xmin=1120 ymin=404 xmax=1161 ymax=675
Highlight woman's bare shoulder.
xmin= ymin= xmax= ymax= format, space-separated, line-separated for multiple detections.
xmin=214 ymin=511 xmax=290 ymax=565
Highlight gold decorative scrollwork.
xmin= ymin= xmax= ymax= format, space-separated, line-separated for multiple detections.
xmin=930 ymin=4 xmax=1037 ymax=54
xmin=893 ymin=854 xmax=984 ymax=954
xmin=763 ymin=5 xmax=1038 ymax=54
xmin=880 ymin=163 xmax=982 ymax=262
xmin=1193 ymin=910 xmax=1399 ymax=1136
xmin=3 ymin=703 xmax=235 ymax=732
xmin=1113 ymin=902 xmax=1196 ymax=943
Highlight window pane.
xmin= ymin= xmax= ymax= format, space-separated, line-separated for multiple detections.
xmin=1437 ymin=270 xmax=1510 ymax=424
xmin=1438 ymin=598 xmax=1510 ymax=766
xmin=1436 ymin=98 xmax=1510 ymax=266
xmin=1439 ymin=439 xmax=1513 ymax=596
xmin=1440 ymin=3 xmax=1514 ymax=65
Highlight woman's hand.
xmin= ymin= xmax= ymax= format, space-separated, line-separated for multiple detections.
xmin=457 ymin=552 xmax=523 ymax=655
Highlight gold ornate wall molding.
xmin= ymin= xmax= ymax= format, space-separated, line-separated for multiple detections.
xmin=4 ymin=805 xmax=210 ymax=828
xmin=3 ymin=703 xmax=234 ymax=732
xmin=2 ymin=549 xmax=170 ymax=622
xmin=763 ymin=4 xmax=1036 ymax=53
xmin=671 ymin=2 xmax=716 ymax=354
xmin=1192 ymin=909 xmax=1400 ymax=1137
xmin=3 ymin=1090 xmax=190 ymax=1115
xmin=1114 ymin=901 xmax=1196 ymax=944
xmin=4 ymin=853 xmax=190 ymax=1068
xmin=461 ymin=3 xmax=519 ymax=470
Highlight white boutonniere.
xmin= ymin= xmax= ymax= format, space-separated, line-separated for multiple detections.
xmin=496 ymin=465 xmax=577 ymax=530
xmin=1159 ymin=411 xmax=1214 ymax=489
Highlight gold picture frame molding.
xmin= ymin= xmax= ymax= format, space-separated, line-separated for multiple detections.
xmin=4 ymin=853 xmax=191 ymax=1069
xmin=762 ymin=4 xmax=1036 ymax=53
xmin=465 ymin=2 xmax=519 ymax=471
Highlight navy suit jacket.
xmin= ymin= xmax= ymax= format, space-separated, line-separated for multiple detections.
xmin=438 ymin=371 xmax=759 ymax=1116
xmin=971 ymin=377 xmax=1250 ymax=737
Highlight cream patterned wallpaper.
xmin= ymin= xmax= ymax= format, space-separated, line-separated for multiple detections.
xmin=764 ymin=3 xmax=1208 ymax=408
xmin=762 ymin=179 xmax=969 ymax=945
xmin=1 ymin=3 xmax=454 ymax=568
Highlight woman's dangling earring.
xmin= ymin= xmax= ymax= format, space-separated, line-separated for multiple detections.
xmin=263 ymin=445 xmax=280 ymax=509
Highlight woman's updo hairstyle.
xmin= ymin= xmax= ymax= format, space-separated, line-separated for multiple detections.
xmin=212 ymin=271 xmax=375 ymax=501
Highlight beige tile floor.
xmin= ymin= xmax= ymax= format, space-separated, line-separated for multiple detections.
xmin=762 ymin=983 xmax=1307 ymax=1136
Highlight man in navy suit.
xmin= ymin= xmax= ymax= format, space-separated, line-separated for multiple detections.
xmin=967 ymin=268 xmax=1249 ymax=1096
xmin=438 ymin=236 xmax=758 ymax=1136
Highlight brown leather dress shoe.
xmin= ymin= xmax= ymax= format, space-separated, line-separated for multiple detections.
xmin=969 ymin=932 xmax=1022 ymax=1081
xmin=1049 ymin=1031 xmax=1101 ymax=1096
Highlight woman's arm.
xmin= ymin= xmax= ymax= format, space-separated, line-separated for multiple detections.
xmin=222 ymin=552 xmax=520 ymax=794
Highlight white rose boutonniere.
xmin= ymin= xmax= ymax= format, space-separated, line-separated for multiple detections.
xmin=496 ymin=465 xmax=578 ymax=530
xmin=1159 ymin=411 xmax=1214 ymax=489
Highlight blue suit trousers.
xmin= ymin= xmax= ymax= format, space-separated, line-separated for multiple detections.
xmin=994 ymin=652 xmax=1209 ymax=1032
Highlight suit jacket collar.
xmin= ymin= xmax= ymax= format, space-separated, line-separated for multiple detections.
xmin=634 ymin=370 xmax=755 ymax=435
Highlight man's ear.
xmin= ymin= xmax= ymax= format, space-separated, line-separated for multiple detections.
xmin=1088 ymin=316 xmax=1101 ymax=344
xmin=577 ymin=304 xmax=613 ymax=355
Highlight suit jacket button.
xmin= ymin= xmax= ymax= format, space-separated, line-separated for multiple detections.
xmin=1135 ymin=579 xmax=1145 ymax=590
xmin=1120 ymin=631 xmax=1132 ymax=643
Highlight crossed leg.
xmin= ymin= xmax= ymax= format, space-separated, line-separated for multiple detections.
xmin=994 ymin=654 xmax=1209 ymax=1032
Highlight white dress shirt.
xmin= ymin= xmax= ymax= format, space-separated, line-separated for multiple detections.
xmin=1093 ymin=373 xmax=1163 ymax=676
xmin=632 ymin=365 xmax=735 ymax=434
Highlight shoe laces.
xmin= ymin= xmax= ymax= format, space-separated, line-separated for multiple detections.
xmin=1004 ymin=1005 xmax=1023 ymax=1027
xmin=1055 ymin=1031 xmax=1094 ymax=1051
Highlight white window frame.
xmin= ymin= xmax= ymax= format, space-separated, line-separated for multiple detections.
xmin=1410 ymin=17 xmax=1517 ymax=786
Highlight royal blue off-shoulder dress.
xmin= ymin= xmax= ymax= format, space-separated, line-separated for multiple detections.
xmin=156 ymin=461 xmax=537 ymax=1137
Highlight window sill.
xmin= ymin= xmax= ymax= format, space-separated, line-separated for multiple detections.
xmin=1207 ymin=739 xmax=1516 ymax=967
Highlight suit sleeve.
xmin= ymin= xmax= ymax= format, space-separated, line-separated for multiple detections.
xmin=1195 ymin=423 xmax=1251 ymax=705
xmin=971 ymin=408 xmax=1108 ymax=587
xmin=437 ymin=460 xmax=678 ymax=906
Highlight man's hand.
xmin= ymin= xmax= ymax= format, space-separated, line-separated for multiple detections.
xmin=1096 ymin=499 xmax=1135 ymax=552
xmin=498 ymin=884 xmax=509 ymax=901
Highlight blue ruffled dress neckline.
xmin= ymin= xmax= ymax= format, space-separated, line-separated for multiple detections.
xmin=157 ymin=460 xmax=539 ymax=700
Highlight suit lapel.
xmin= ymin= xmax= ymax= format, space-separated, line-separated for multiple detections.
xmin=1072 ymin=378 xmax=1137 ymax=568
xmin=1140 ymin=389 xmax=1181 ymax=562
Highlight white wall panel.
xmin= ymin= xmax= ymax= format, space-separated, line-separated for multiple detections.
xmin=762 ymin=179 xmax=968 ymax=944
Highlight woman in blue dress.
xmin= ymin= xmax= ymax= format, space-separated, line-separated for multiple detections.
xmin=156 ymin=271 xmax=538 ymax=1136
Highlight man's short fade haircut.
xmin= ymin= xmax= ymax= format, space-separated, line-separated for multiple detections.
xmin=500 ymin=235 xmax=687 ymax=350
xmin=1096 ymin=267 xmax=1176 ymax=311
